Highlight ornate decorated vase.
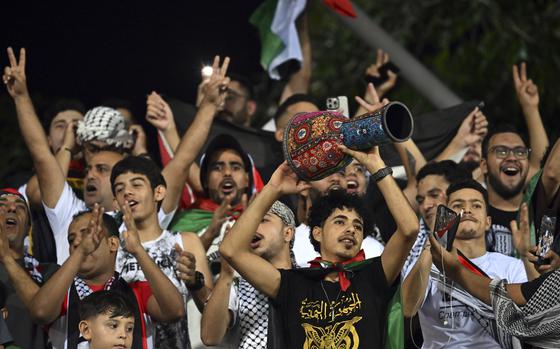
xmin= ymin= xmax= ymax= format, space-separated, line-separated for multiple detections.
xmin=283 ymin=101 xmax=413 ymax=181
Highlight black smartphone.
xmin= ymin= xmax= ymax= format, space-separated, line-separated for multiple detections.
xmin=433 ymin=205 xmax=461 ymax=251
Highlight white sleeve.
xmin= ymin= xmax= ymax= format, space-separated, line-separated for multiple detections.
xmin=228 ymin=282 xmax=239 ymax=328
xmin=43 ymin=182 xmax=87 ymax=264
xmin=158 ymin=207 xmax=177 ymax=230
xmin=509 ymin=258 xmax=528 ymax=283
xmin=362 ymin=236 xmax=384 ymax=258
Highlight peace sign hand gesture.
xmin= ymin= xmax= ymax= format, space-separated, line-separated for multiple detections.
xmin=513 ymin=62 xmax=539 ymax=110
xmin=200 ymin=55 xmax=231 ymax=108
xmin=3 ymin=47 xmax=28 ymax=98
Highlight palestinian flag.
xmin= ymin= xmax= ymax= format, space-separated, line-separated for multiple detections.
xmin=250 ymin=0 xmax=307 ymax=80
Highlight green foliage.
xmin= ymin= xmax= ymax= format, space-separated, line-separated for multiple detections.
xmin=304 ymin=0 xmax=560 ymax=138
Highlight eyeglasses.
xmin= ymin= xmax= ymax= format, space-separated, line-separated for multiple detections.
xmin=224 ymin=89 xmax=248 ymax=104
xmin=489 ymin=146 xmax=530 ymax=159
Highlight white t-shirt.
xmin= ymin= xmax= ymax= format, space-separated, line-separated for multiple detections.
xmin=293 ymin=223 xmax=384 ymax=267
xmin=43 ymin=182 xmax=176 ymax=264
xmin=116 ymin=229 xmax=189 ymax=349
xmin=410 ymin=252 xmax=527 ymax=349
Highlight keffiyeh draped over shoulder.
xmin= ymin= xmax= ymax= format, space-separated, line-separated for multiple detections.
xmin=490 ymin=270 xmax=560 ymax=349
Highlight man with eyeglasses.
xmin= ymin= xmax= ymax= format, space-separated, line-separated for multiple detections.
xmin=215 ymin=74 xmax=257 ymax=128
xmin=480 ymin=125 xmax=547 ymax=256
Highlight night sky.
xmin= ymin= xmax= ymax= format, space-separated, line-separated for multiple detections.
xmin=1 ymin=2 xmax=264 ymax=108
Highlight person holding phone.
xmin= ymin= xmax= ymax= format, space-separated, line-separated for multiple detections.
xmin=402 ymin=179 xmax=526 ymax=348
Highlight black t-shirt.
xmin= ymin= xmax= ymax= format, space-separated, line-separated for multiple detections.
xmin=272 ymin=257 xmax=397 ymax=348
xmin=487 ymin=205 xmax=518 ymax=256
xmin=531 ymin=178 xmax=560 ymax=253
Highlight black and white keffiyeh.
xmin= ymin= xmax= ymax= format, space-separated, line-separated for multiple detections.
xmin=237 ymin=278 xmax=269 ymax=348
xmin=431 ymin=269 xmax=515 ymax=349
xmin=490 ymin=272 xmax=560 ymax=349
xmin=76 ymin=106 xmax=133 ymax=148
xmin=73 ymin=274 xmax=117 ymax=300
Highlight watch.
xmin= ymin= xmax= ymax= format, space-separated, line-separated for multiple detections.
xmin=186 ymin=271 xmax=205 ymax=292
xmin=371 ymin=166 xmax=393 ymax=182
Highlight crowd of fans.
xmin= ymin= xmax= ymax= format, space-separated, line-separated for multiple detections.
xmin=1 ymin=11 xmax=559 ymax=349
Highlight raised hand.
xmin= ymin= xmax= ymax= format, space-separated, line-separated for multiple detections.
xmin=428 ymin=233 xmax=461 ymax=279
xmin=3 ymin=47 xmax=28 ymax=98
xmin=268 ymin=161 xmax=311 ymax=195
xmin=454 ymin=107 xmax=488 ymax=147
xmin=355 ymin=82 xmax=389 ymax=115
xmin=121 ymin=201 xmax=142 ymax=255
xmin=76 ymin=204 xmax=105 ymax=256
xmin=129 ymin=124 xmax=148 ymax=156
xmin=338 ymin=143 xmax=385 ymax=176
xmin=174 ymin=243 xmax=197 ymax=285
xmin=513 ymin=63 xmax=539 ymax=110
xmin=511 ymin=203 xmax=531 ymax=258
xmin=205 ymin=195 xmax=233 ymax=241
xmin=200 ymin=56 xmax=231 ymax=108
xmin=145 ymin=91 xmax=176 ymax=132
xmin=364 ymin=49 xmax=398 ymax=98
xmin=61 ymin=120 xmax=79 ymax=154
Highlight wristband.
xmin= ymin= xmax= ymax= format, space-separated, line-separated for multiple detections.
xmin=371 ymin=166 xmax=393 ymax=182
xmin=186 ymin=271 xmax=205 ymax=292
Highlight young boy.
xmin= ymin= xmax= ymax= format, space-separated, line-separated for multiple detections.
xmin=110 ymin=155 xmax=213 ymax=347
xmin=79 ymin=290 xmax=136 ymax=349
xmin=5 ymin=204 xmax=184 ymax=349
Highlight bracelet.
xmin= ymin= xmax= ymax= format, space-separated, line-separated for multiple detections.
xmin=371 ymin=166 xmax=393 ymax=182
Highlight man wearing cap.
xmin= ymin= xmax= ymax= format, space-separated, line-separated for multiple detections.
xmin=0 ymin=189 xmax=57 ymax=348
xmin=201 ymin=200 xmax=296 ymax=348
xmin=169 ymin=133 xmax=260 ymax=349
xmin=3 ymin=47 xmax=229 ymax=264
xmin=171 ymin=133 xmax=259 ymax=256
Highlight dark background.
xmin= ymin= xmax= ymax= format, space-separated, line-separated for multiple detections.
xmin=0 ymin=1 xmax=263 ymax=107
xmin=1 ymin=0 xmax=560 ymax=186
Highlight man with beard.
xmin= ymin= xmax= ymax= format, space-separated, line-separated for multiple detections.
xmin=214 ymin=75 xmax=257 ymax=128
xmin=481 ymin=125 xmax=546 ymax=256
xmin=402 ymin=179 xmax=527 ymax=348
xmin=3 ymin=48 xmax=228 ymax=264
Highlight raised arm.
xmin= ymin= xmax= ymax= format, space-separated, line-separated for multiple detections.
xmin=0 ymin=208 xmax=39 ymax=308
xmin=160 ymin=56 xmax=230 ymax=214
xmin=25 ymin=120 xmax=78 ymax=208
xmin=220 ymin=162 xmax=310 ymax=298
xmin=513 ymin=63 xmax=548 ymax=180
xmin=200 ymin=257 xmax=235 ymax=346
xmin=344 ymin=87 xmax=419 ymax=284
xmin=429 ymin=233 xmax=526 ymax=306
xmin=340 ymin=143 xmax=419 ymax=285
xmin=434 ymin=107 xmax=488 ymax=162
xmin=279 ymin=12 xmax=311 ymax=104
xmin=29 ymin=205 xmax=105 ymax=325
xmin=401 ymin=246 xmax=432 ymax=317
xmin=146 ymin=91 xmax=181 ymax=153
xmin=511 ymin=203 xmax=540 ymax=281
xmin=540 ymin=136 xmax=560 ymax=204
xmin=355 ymin=49 xmax=397 ymax=116
xmin=120 ymin=202 xmax=185 ymax=322
xmin=175 ymin=232 xmax=213 ymax=312
xmin=3 ymin=47 xmax=66 ymax=209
